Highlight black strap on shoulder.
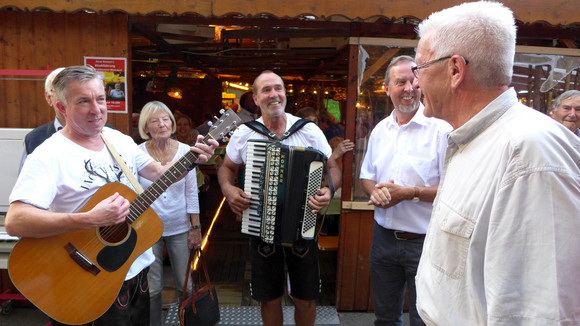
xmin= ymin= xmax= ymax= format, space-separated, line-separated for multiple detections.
xmin=244 ymin=119 xmax=314 ymax=142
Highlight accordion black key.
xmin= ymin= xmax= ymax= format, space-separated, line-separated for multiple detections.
xmin=241 ymin=139 xmax=326 ymax=246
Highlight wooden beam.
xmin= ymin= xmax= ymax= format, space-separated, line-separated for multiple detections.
xmin=559 ymin=39 xmax=578 ymax=49
xmin=222 ymin=28 xmax=349 ymax=40
xmin=131 ymin=22 xmax=218 ymax=79
xmin=305 ymin=44 xmax=349 ymax=81
xmin=360 ymin=48 xmax=400 ymax=85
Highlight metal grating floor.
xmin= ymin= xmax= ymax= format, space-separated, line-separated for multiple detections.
xmin=165 ymin=305 xmax=340 ymax=325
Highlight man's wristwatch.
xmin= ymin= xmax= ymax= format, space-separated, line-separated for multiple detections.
xmin=189 ymin=224 xmax=201 ymax=231
xmin=411 ymin=187 xmax=420 ymax=202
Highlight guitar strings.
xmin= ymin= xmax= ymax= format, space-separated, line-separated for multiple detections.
xmin=77 ymin=150 xmax=201 ymax=257
xmin=76 ymin=127 xmax=222 ymax=267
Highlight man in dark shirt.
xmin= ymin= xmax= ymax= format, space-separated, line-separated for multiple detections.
xmin=24 ymin=67 xmax=65 ymax=154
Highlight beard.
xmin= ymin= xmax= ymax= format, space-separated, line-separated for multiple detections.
xmin=397 ymin=101 xmax=419 ymax=113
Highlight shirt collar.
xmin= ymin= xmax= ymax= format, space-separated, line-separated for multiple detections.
xmin=386 ymin=103 xmax=427 ymax=128
xmin=54 ymin=118 xmax=64 ymax=131
xmin=448 ymin=87 xmax=518 ymax=146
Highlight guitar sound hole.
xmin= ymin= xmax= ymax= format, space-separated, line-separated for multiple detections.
xmin=97 ymin=223 xmax=130 ymax=244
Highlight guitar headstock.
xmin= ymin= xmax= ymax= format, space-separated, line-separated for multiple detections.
xmin=205 ymin=109 xmax=242 ymax=143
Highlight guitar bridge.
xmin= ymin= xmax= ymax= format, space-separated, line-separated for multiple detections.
xmin=65 ymin=242 xmax=101 ymax=275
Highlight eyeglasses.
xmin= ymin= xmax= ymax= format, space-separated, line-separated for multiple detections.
xmin=412 ymin=55 xmax=469 ymax=78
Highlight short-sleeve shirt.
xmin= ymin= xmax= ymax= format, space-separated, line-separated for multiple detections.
xmin=226 ymin=113 xmax=332 ymax=164
xmin=10 ymin=127 xmax=155 ymax=279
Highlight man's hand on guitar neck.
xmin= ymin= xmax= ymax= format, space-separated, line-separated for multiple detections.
xmin=190 ymin=135 xmax=219 ymax=164
xmin=139 ymin=135 xmax=219 ymax=183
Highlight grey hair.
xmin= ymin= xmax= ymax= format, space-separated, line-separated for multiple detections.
xmin=52 ymin=65 xmax=103 ymax=106
xmin=384 ymin=55 xmax=416 ymax=85
xmin=553 ymin=90 xmax=580 ymax=112
xmin=416 ymin=1 xmax=516 ymax=88
xmin=44 ymin=67 xmax=65 ymax=94
xmin=138 ymin=101 xmax=177 ymax=140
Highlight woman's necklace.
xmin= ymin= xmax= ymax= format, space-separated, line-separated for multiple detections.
xmin=147 ymin=139 xmax=176 ymax=165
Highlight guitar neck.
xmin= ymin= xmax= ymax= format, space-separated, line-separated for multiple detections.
xmin=125 ymin=108 xmax=241 ymax=223
xmin=127 ymin=138 xmax=206 ymax=223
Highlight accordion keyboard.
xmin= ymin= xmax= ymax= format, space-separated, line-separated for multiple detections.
xmin=241 ymin=141 xmax=267 ymax=237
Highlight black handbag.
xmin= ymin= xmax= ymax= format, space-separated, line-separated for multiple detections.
xmin=178 ymin=249 xmax=220 ymax=326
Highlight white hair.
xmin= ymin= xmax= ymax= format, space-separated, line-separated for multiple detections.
xmin=416 ymin=1 xmax=516 ymax=88
xmin=44 ymin=67 xmax=65 ymax=94
xmin=553 ymin=90 xmax=580 ymax=112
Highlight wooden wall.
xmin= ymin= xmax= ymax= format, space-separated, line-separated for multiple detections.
xmin=0 ymin=11 xmax=130 ymax=134
xmin=336 ymin=209 xmax=374 ymax=311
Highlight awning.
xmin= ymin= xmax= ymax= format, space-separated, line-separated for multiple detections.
xmin=2 ymin=0 xmax=579 ymax=25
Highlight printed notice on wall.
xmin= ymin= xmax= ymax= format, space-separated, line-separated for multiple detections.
xmin=84 ymin=57 xmax=128 ymax=113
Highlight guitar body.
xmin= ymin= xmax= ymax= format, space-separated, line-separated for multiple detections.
xmin=8 ymin=182 xmax=163 ymax=325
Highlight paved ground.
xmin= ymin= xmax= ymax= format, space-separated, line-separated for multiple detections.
xmin=0 ymin=305 xmax=409 ymax=325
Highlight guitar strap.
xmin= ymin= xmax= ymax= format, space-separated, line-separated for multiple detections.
xmin=101 ymin=132 xmax=144 ymax=194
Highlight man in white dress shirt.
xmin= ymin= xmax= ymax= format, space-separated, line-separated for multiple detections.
xmin=360 ymin=55 xmax=450 ymax=326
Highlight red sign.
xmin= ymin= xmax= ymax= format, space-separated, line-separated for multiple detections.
xmin=84 ymin=57 xmax=128 ymax=113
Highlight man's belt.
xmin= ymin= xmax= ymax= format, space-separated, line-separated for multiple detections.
xmin=386 ymin=229 xmax=426 ymax=240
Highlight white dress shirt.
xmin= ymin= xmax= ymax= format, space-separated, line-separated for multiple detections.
xmin=360 ymin=105 xmax=451 ymax=234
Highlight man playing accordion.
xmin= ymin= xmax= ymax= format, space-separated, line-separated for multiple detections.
xmin=218 ymin=70 xmax=341 ymax=326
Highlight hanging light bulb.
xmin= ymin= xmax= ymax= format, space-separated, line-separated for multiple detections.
xmin=168 ymin=87 xmax=183 ymax=99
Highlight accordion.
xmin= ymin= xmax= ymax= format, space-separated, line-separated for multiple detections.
xmin=241 ymin=139 xmax=326 ymax=246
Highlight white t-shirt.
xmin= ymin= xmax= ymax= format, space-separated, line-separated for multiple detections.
xmin=139 ymin=141 xmax=199 ymax=236
xmin=10 ymin=127 xmax=155 ymax=280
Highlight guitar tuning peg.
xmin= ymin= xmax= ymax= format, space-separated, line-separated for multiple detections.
xmin=207 ymin=121 xmax=213 ymax=127
xmin=219 ymin=108 xmax=225 ymax=114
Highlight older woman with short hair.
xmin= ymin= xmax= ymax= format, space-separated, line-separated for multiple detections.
xmin=138 ymin=100 xmax=202 ymax=326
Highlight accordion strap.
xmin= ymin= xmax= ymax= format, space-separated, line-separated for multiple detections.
xmin=326 ymin=162 xmax=335 ymax=198
xmin=244 ymin=118 xmax=314 ymax=142
xmin=245 ymin=119 xmax=336 ymax=196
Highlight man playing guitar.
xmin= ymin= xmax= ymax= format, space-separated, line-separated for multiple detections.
xmin=5 ymin=65 xmax=218 ymax=325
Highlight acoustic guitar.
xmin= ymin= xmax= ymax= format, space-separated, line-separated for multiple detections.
xmin=8 ymin=109 xmax=241 ymax=325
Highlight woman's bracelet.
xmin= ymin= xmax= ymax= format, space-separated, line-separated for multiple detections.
xmin=189 ymin=224 xmax=201 ymax=231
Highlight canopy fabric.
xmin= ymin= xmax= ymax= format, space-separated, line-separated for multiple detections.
xmin=2 ymin=0 xmax=579 ymax=25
